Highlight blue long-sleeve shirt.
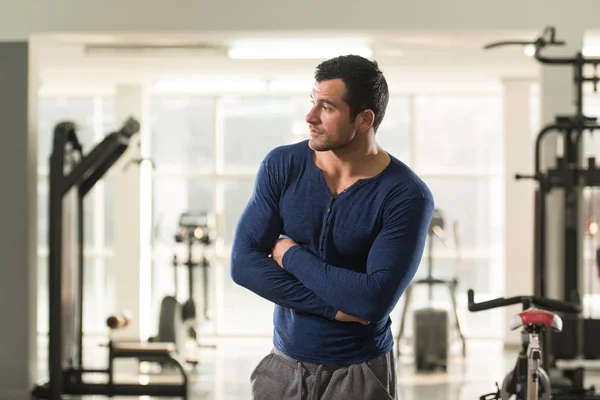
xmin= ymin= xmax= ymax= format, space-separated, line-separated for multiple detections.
xmin=230 ymin=140 xmax=434 ymax=364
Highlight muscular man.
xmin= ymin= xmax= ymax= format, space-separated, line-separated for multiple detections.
xmin=230 ymin=54 xmax=434 ymax=400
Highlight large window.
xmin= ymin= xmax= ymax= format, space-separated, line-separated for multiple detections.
xmin=376 ymin=96 xmax=412 ymax=164
xmin=37 ymin=89 xmax=506 ymax=341
xmin=413 ymin=95 xmax=503 ymax=174
xmin=150 ymin=96 xmax=216 ymax=174
xmin=390 ymin=94 xmax=505 ymax=339
xmin=149 ymin=94 xmax=309 ymax=335
xmin=221 ymin=96 xmax=307 ymax=173
xmin=149 ymin=92 xmax=504 ymax=339
xmin=41 ymin=86 xmax=600 ymax=340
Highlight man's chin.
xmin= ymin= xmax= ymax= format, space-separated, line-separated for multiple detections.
xmin=308 ymin=139 xmax=330 ymax=152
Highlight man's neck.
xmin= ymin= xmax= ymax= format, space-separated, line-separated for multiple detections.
xmin=313 ymin=136 xmax=389 ymax=179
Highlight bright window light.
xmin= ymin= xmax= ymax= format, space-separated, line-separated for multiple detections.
xmin=525 ymin=44 xmax=600 ymax=57
xmin=523 ymin=44 xmax=600 ymax=57
xmin=227 ymin=39 xmax=372 ymax=60
xmin=524 ymin=45 xmax=536 ymax=57
xmin=583 ymin=46 xmax=600 ymax=57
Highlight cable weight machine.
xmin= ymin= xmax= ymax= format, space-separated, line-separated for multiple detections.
xmin=173 ymin=211 xmax=213 ymax=340
xmin=484 ymin=26 xmax=600 ymax=398
xmin=149 ymin=211 xmax=216 ymax=366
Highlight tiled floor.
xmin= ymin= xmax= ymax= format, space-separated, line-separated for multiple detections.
xmin=33 ymin=336 xmax=600 ymax=399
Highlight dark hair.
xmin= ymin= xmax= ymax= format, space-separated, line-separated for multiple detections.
xmin=315 ymin=55 xmax=389 ymax=132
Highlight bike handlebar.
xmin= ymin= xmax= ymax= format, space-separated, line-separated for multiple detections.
xmin=467 ymin=289 xmax=582 ymax=314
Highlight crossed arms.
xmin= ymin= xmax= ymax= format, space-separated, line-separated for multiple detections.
xmin=230 ymin=158 xmax=434 ymax=323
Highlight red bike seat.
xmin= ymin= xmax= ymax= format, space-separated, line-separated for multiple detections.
xmin=509 ymin=308 xmax=563 ymax=332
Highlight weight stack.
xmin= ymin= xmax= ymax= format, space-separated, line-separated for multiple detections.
xmin=413 ymin=307 xmax=448 ymax=371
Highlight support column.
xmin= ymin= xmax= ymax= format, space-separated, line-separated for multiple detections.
xmin=502 ymin=78 xmax=536 ymax=346
xmin=112 ymin=84 xmax=152 ymax=341
xmin=0 ymin=41 xmax=39 ymax=399
xmin=538 ymin=27 xmax=584 ymax=300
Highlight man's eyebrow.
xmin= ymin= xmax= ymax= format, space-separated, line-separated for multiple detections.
xmin=309 ymin=95 xmax=337 ymax=107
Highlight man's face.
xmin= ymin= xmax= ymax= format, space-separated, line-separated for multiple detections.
xmin=305 ymin=79 xmax=358 ymax=152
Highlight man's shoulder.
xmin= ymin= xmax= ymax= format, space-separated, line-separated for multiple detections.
xmin=382 ymin=156 xmax=434 ymax=206
xmin=261 ymin=141 xmax=309 ymax=174
xmin=263 ymin=140 xmax=309 ymax=163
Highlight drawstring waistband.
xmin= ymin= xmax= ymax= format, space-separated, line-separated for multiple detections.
xmin=273 ymin=347 xmax=367 ymax=399
xmin=311 ymin=364 xmax=324 ymax=400
xmin=297 ymin=362 xmax=303 ymax=399
xmin=295 ymin=360 xmax=324 ymax=400
xmin=271 ymin=347 xmax=393 ymax=400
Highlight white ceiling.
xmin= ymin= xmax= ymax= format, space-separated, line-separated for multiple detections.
xmin=35 ymin=29 xmax=546 ymax=94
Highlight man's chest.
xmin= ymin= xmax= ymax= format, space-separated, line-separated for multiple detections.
xmin=279 ymin=184 xmax=383 ymax=261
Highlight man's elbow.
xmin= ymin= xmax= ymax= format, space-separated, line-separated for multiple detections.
xmin=230 ymin=232 xmax=253 ymax=283
xmin=362 ymin=291 xmax=403 ymax=322
xmin=362 ymin=304 xmax=392 ymax=323
xmin=229 ymin=250 xmax=249 ymax=287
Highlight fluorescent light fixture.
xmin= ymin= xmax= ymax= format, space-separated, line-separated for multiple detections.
xmin=227 ymin=39 xmax=372 ymax=60
xmin=229 ymin=46 xmax=373 ymax=59
xmin=154 ymin=78 xmax=267 ymax=93
xmin=268 ymin=79 xmax=314 ymax=92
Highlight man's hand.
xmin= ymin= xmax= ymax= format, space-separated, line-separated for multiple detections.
xmin=334 ymin=311 xmax=370 ymax=325
xmin=271 ymin=237 xmax=297 ymax=268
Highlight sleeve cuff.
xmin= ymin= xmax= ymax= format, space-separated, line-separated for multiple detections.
xmin=282 ymin=244 xmax=302 ymax=271
xmin=282 ymin=246 xmax=336 ymax=321
xmin=325 ymin=306 xmax=337 ymax=321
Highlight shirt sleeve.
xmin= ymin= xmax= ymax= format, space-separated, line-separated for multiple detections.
xmin=230 ymin=154 xmax=337 ymax=321
xmin=282 ymin=195 xmax=434 ymax=322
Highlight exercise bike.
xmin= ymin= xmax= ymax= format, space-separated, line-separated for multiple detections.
xmin=468 ymin=289 xmax=581 ymax=400
xmin=149 ymin=211 xmax=215 ymax=365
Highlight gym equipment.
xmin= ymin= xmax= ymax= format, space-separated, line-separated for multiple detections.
xmin=485 ymin=26 xmax=600 ymax=395
xmin=395 ymin=208 xmax=466 ymax=370
xmin=104 ymin=312 xmax=188 ymax=397
xmin=149 ymin=210 xmax=215 ymax=363
xmin=413 ymin=307 xmax=449 ymax=371
xmin=468 ymin=289 xmax=585 ymax=400
xmin=31 ymin=118 xmax=189 ymax=400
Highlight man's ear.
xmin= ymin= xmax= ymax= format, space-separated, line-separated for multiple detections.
xmin=357 ymin=110 xmax=375 ymax=132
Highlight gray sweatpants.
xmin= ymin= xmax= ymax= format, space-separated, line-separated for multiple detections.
xmin=250 ymin=347 xmax=397 ymax=400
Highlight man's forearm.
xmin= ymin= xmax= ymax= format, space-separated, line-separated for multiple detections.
xmin=281 ymin=246 xmax=394 ymax=321
xmin=280 ymin=197 xmax=432 ymax=322
xmin=230 ymin=232 xmax=337 ymax=320
xmin=229 ymin=153 xmax=338 ymax=321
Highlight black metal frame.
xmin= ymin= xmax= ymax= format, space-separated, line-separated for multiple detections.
xmin=32 ymin=117 xmax=189 ymax=400
xmin=487 ymin=27 xmax=600 ymax=303
xmin=485 ymin=25 xmax=600 ymax=396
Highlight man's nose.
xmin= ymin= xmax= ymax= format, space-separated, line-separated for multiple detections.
xmin=306 ymin=106 xmax=319 ymax=124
